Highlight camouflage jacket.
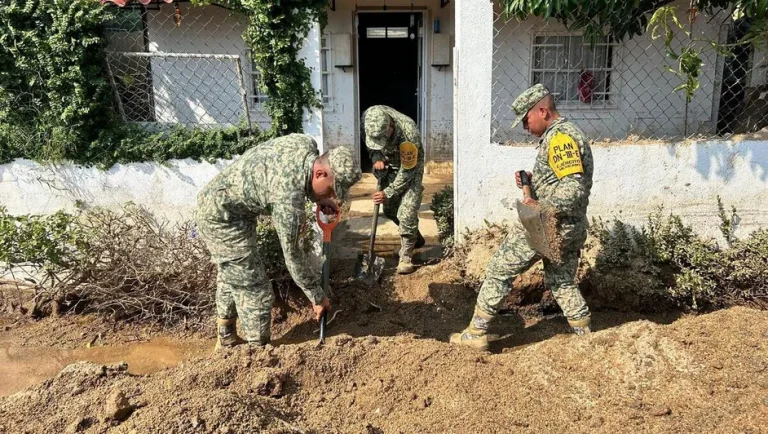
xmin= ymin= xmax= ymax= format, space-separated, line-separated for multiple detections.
xmin=531 ymin=118 xmax=594 ymax=220
xmin=364 ymin=106 xmax=425 ymax=198
xmin=197 ymin=134 xmax=323 ymax=304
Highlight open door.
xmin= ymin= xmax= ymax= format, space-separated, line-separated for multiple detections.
xmin=357 ymin=12 xmax=421 ymax=172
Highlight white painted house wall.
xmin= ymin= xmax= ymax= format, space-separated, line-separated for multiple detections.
xmin=144 ymin=4 xmax=270 ymax=129
xmin=454 ymin=0 xmax=768 ymax=242
xmin=324 ymin=0 xmax=455 ymax=164
xmin=491 ymin=1 xmax=724 ymax=143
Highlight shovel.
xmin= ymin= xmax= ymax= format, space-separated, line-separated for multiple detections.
xmin=316 ymin=206 xmax=341 ymax=345
xmin=515 ymin=171 xmax=561 ymax=262
xmin=353 ymin=171 xmax=386 ymax=285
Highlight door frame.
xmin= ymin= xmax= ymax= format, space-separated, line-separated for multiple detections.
xmin=353 ymin=8 xmax=429 ymax=167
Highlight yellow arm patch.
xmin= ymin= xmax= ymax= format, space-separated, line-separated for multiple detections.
xmin=399 ymin=141 xmax=418 ymax=170
xmin=548 ymin=132 xmax=584 ymax=179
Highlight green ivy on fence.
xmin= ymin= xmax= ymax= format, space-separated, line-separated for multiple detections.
xmin=0 ymin=0 xmax=326 ymax=167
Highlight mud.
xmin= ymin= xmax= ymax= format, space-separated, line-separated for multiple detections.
xmin=0 ymin=337 xmax=210 ymax=397
xmin=2 ymin=216 xmax=768 ymax=433
xmin=1 ymin=307 xmax=767 ymax=433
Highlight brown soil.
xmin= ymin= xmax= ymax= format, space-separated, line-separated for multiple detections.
xmin=2 ymin=250 xmax=768 ymax=433
xmin=2 ymin=305 xmax=767 ymax=433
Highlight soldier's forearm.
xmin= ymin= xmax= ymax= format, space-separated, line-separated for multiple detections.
xmin=299 ymin=283 xmax=325 ymax=305
xmin=384 ymin=171 xmax=414 ymax=198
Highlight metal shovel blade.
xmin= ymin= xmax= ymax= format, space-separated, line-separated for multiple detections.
xmin=319 ymin=311 xmax=327 ymax=345
xmin=515 ymin=199 xmax=557 ymax=261
xmin=354 ymin=252 xmax=385 ymax=285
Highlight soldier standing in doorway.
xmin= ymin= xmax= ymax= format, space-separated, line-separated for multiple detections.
xmin=362 ymin=105 xmax=426 ymax=275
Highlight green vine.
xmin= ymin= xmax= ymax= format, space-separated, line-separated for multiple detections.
xmin=0 ymin=0 xmax=116 ymax=163
xmin=0 ymin=0 xmax=326 ymax=167
xmin=196 ymin=0 xmax=328 ymax=136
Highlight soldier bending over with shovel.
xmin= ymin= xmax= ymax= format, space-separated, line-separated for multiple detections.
xmin=196 ymin=134 xmax=361 ymax=349
xmin=450 ymin=84 xmax=594 ymax=351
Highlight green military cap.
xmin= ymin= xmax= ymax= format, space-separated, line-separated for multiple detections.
xmin=327 ymin=146 xmax=362 ymax=202
xmin=362 ymin=106 xmax=391 ymax=151
xmin=511 ymin=84 xmax=551 ymax=128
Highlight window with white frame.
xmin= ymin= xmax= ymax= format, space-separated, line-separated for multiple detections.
xmin=249 ymin=53 xmax=269 ymax=110
xmin=531 ymin=35 xmax=616 ymax=105
xmin=321 ymin=34 xmax=332 ymax=105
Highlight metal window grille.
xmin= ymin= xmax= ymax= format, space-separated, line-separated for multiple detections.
xmin=531 ymin=35 xmax=616 ymax=106
xmin=321 ymin=34 xmax=332 ymax=105
xmin=249 ymin=53 xmax=270 ymax=110
xmin=491 ymin=5 xmax=768 ymax=145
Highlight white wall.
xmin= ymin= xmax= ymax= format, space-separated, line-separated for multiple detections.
xmin=0 ymin=159 xmax=323 ymax=267
xmin=323 ymin=0 xmax=455 ymax=164
xmin=491 ymin=1 xmax=724 ymax=143
xmin=300 ymin=22 xmax=326 ymax=150
xmin=0 ymin=159 xmax=225 ymax=222
xmin=457 ymin=138 xmax=768 ymax=241
xmin=454 ymin=0 xmax=766 ymax=242
xmin=145 ymin=4 xmax=270 ymax=129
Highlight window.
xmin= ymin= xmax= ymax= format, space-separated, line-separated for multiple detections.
xmin=249 ymin=54 xmax=269 ymax=110
xmin=366 ymin=27 xmax=409 ymax=39
xmin=321 ymin=34 xmax=331 ymax=105
xmin=531 ymin=35 xmax=615 ymax=105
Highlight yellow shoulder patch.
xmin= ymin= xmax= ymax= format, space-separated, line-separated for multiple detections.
xmin=548 ymin=132 xmax=583 ymax=179
xmin=399 ymin=141 xmax=418 ymax=170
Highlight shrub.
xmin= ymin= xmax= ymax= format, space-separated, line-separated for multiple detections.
xmin=430 ymin=186 xmax=454 ymax=248
xmin=588 ymin=203 xmax=767 ymax=311
xmin=0 ymin=203 xmax=316 ymax=326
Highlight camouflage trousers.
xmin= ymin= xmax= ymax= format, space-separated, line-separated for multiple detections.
xmin=382 ymin=175 xmax=424 ymax=257
xmin=475 ymin=221 xmax=590 ymax=324
xmin=195 ymin=213 xmax=273 ymax=345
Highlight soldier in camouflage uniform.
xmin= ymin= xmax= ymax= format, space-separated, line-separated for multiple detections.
xmin=450 ymin=84 xmax=593 ymax=351
xmin=196 ymin=134 xmax=361 ymax=349
xmin=362 ymin=105 xmax=426 ymax=274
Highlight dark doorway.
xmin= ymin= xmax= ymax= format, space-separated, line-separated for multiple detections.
xmin=358 ymin=12 xmax=421 ymax=172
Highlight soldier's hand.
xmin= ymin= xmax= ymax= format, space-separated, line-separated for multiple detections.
xmin=515 ymin=171 xmax=532 ymax=189
xmin=373 ymin=160 xmax=386 ymax=171
xmin=373 ymin=191 xmax=387 ymax=204
xmin=522 ymin=197 xmax=537 ymax=206
xmin=313 ymin=296 xmax=331 ymax=321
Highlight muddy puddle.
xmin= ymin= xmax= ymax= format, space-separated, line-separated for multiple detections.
xmin=0 ymin=337 xmax=210 ymax=397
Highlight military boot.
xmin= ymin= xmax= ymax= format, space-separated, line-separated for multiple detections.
xmin=568 ymin=316 xmax=592 ymax=336
xmin=397 ymin=255 xmax=415 ymax=274
xmin=214 ymin=317 xmax=246 ymax=351
xmin=394 ymin=231 xmax=425 ymax=258
xmin=449 ymin=307 xmax=494 ymax=351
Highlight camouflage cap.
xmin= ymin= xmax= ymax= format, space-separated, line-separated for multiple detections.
xmin=511 ymin=84 xmax=551 ymax=128
xmin=327 ymin=146 xmax=362 ymax=202
xmin=363 ymin=107 xmax=391 ymax=151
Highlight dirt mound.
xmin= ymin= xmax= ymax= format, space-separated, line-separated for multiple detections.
xmin=2 ymin=307 xmax=767 ymax=433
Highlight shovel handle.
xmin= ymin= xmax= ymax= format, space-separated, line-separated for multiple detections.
xmin=369 ymin=176 xmax=383 ymax=256
xmin=517 ymin=170 xmax=533 ymax=200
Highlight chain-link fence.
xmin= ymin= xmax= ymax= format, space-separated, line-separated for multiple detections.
xmin=103 ymin=1 xmax=270 ymax=130
xmin=491 ymin=5 xmax=768 ymax=145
